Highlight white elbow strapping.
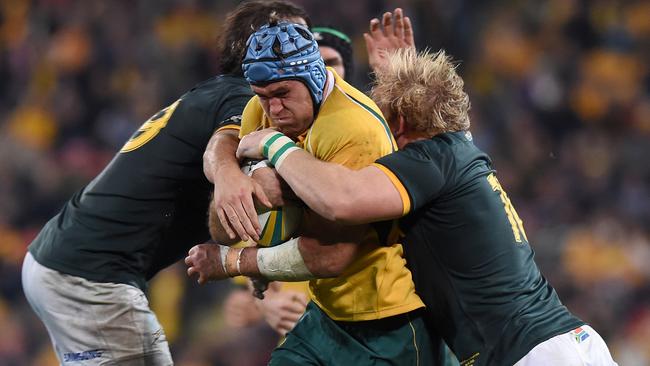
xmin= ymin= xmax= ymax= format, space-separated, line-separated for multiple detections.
xmin=256 ymin=237 xmax=315 ymax=281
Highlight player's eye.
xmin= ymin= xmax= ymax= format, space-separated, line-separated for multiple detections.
xmin=325 ymin=59 xmax=342 ymax=66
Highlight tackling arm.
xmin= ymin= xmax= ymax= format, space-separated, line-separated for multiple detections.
xmin=186 ymin=216 xmax=366 ymax=284
xmin=185 ymin=235 xmax=363 ymax=284
xmin=237 ymin=130 xmax=405 ymax=224
xmin=203 ymin=129 xmax=272 ymax=241
xmin=275 ymin=149 xmax=404 ymax=224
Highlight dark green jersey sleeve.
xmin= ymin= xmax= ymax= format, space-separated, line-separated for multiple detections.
xmin=375 ymin=142 xmax=446 ymax=213
xmin=376 ymin=132 xmax=482 ymax=213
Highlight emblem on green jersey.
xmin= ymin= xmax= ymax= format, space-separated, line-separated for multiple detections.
xmin=121 ymin=99 xmax=180 ymax=153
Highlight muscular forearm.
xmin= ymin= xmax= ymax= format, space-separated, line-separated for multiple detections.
xmin=203 ymin=129 xmax=241 ymax=183
xmin=187 ymin=219 xmax=365 ymax=284
xmin=275 ymin=150 xmax=359 ymax=223
xmin=237 ymin=130 xmax=404 ymax=224
xmin=228 ymin=236 xmax=360 ymax=281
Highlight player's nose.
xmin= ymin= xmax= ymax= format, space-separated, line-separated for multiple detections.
xmin=269 ymin=98 xmax=283 ymax=114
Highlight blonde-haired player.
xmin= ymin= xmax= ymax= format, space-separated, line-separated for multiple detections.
xmin=235 ymin=48 xmax=619 ymax=366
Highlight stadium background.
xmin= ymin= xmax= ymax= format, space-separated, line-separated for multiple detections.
xmin=0 ymin=0 xmax=648 ymax=364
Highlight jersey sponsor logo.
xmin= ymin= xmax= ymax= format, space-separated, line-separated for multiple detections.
xmin=222 ymin=115 xmax=242 ymax=125
xmin=120 ymin=99 xmax=181 ymax=153
xmin=63 ymin=349 xmax=103 ymax=362
xmin=460 ymin=352 xmax=479 ymax=365
xmin=487 ymin=173 xmax=528 ymax=244
xmin=215 ymin=115 xmax=242 ymax=133
xmin=571 ymin=327 xmax=590 ymax=343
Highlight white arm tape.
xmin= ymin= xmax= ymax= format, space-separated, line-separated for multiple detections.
xmin=241 ymin=159 xmax=270 ymax=176
xmin=219 ymin=245 xmax=229 ymax=275
xmin=247 ymin=160 xmax=270 ymax=176
xmin=256 ymin=237 xmax=315 ymax=281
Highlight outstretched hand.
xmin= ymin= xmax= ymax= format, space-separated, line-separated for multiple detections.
xmin=364 ymin=8 xmax=415 ymax=73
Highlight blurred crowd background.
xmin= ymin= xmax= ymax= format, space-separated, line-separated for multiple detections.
xmin=0 ymin=0 xmax=648 ymax=365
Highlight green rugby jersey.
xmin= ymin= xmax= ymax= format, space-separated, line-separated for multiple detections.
xmin=29 ymin=75 xmax=253 ymax=291
xmin=374 ymin=131 xmax=583 ymax=366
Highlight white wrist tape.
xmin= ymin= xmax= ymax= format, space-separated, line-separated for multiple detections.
xmin=256 ymin=237 xmax=315 ymax=281
xmin=219 ymin=245 xmax=230 ymax=276
xmin=241 ymin=159 xmax=270 ymax=176
xmin=249 ymin=159 xmax=270 ymax=175
xmin=260 ymin=132 xmax=300 ymax=169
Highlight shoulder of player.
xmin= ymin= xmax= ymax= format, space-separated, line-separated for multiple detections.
xmin=180 ymin=75 xmax=253 ymax=112
xmin=398 ymin=132 xmax=489 ymax=174
xmin=243 ymin=95 xmax=262 ymax=111
xmin=412 ymin=132 xmax=474 ymax=153
xmin=316 ymin=85 xmax=389 ymax=136
xmin=328 ymin=81 xmax=382 ymax=116
xmin=241 ymin=95 xmax=265 ymax=122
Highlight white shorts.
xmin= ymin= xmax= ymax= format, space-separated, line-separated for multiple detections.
xmin=515 ymin=325 xmax=618 ymax=366
xmin=22 ymin=252 xmax=173 ymax=365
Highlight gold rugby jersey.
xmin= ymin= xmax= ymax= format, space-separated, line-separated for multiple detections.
xmin=240 ymin=69 xmax=423 ymax=321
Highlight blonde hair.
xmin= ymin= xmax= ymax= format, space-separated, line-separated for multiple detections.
xmin=371 ymin=48 xmax=470 ymax=135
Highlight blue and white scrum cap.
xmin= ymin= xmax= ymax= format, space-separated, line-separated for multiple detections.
xmin=242 ymin=21 xmax=327 ymax=108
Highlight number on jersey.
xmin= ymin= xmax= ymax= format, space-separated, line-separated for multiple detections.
xmin=121 ymin=100 xmax=180 ymax=153
xmin=487 ymin=173 xmax=528 ymax=243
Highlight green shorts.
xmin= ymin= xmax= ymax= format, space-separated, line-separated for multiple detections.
xmin=269 ymin=302 xmax=434 ymax=366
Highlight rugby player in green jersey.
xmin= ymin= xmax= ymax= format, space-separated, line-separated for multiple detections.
xmin=21 ymin=1 xmax=309 ymax=364
xmin=231 ymin=49 xmax=619 ymax=365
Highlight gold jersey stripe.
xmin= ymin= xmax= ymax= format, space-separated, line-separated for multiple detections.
xmin=215 ymin=124 xmax=241 ymax=133
xmin=373 ymin=163 xmax=411 ymax=216
xmin=335 ymin=85 xmax=397 ymax=152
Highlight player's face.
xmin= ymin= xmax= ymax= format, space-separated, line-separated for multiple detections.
xmin=253 ymin=80 xmax=314 ymax=139
xmin=320 ymin=46 xmax=345 ymax=79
